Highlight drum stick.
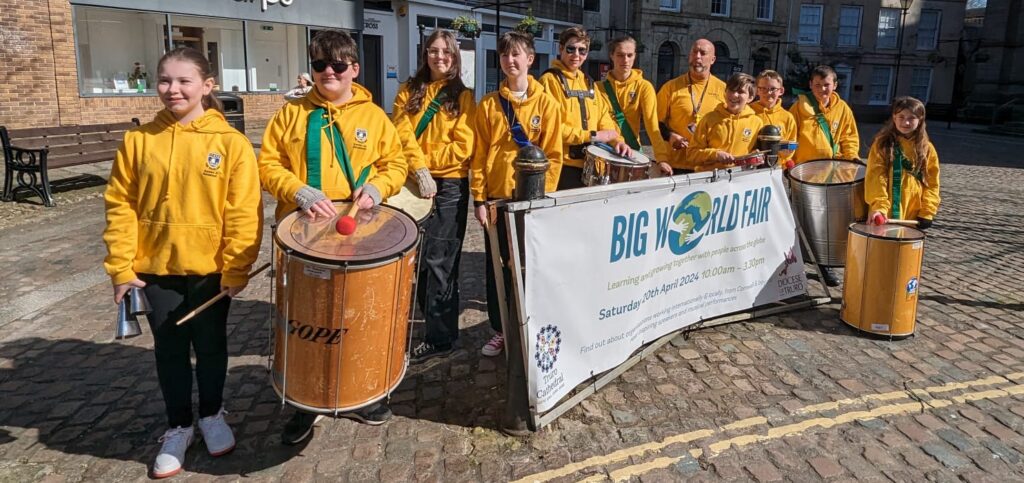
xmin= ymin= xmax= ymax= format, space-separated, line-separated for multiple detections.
xmin=175 ymin=263 xmax=270 ymax=326
xmin=886 ymin=219 xmax=919 ymax=227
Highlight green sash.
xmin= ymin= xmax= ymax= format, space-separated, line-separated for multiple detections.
xmin=795 ymin=89 xmax=838 ymax=157
xmin=601 ymin=80 xmax=640 ymax=149
xmin=414 ymin=90 xmax=448 ymax=139
xmin=306 ymin=108 xmax=370 ymax=191
xmin=891 ymin=144 xmax=906 ymax=219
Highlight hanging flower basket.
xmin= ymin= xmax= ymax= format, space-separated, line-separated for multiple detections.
xmin=452 ymin=15 xmax=481 ymax=38
xmin=589 ymin=40 xmax=603 ymax=52
xmin=515 ymin=10 xmax=543 ymax=37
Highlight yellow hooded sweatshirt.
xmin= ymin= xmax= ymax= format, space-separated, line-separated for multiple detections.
xmin=259 ymin=83 xmax=407 ymax=221
xmin=790 ymin=92 xmax=860 ymax=163
xmin=539 ymin=59 xmax=621 ymax=168
xmin=392 ymin=80 xmax=476 ymax=178
xmin=865 ymin=136 xmax=941 ymax=220
xmin=596 ymin=68 xmax=669 ymax=162
xmin=471 ymin=77 xmax=564 ymax=202
xmin=685 ymin=104 xmax=763 ymax=172
xmin=103 ymin=109 xmax=263 ymax=287
xmin=751 ymin=101 xmax=797 ymax=163
xmin=657 ymin=73 xmax=727 ymax=170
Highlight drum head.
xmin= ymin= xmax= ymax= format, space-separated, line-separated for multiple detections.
xmin=787 ymin=159 xmax=865 ymax=185
xmin=586 ymin=144 xmax=650 ymax=166
xmin=849 ymin=222 xmax=925 ymax=241
xmin=384 ymin=179 xmax=434 ymax=224
xmin=275 ymin=203 xmax=419 ymax=265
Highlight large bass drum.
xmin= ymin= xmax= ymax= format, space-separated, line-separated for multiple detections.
xmin=786 ymin=159 xmax=867 ymax=266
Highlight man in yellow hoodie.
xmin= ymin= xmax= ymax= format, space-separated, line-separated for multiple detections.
xmin=657 ymin=39 xmax=727 ymax=173
xmin=751 ymin=69 xmax=798 ymax=167
xmin=597 ymin=35 xmax=669 ymax=163
xmin=790 ymin=65 xmax=860 ymax=163
xmin=540 ymin=26 xmax=629 ymax=190
xmin=685 ymin=73 xmax=764 ymax=171
xmin=258 ymin=29 xmax=407 ymax=444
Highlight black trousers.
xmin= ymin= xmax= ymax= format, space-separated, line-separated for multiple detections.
xmin=483 ymin=203 xmax=514 ymax=333
xmin=417 ymin=177 xmax=469 ymax=346
xmin=558 ymin=165 xmax=586 ymax=191
xmin=140 ymin=273 xmax=230 ymax=428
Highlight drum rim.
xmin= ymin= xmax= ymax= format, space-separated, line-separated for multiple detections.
xmin=785 ymin=158 xmax=866 ymax=186
xmin=585 ymin=144 xmax=651 ymax=165
xmin=274 ymin=203 xmax=420 ymax=266
xmin=848 ymin=222 xmax=926 ymax=241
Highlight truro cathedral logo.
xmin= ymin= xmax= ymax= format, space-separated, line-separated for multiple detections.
xmin=534 ymin=325 xmax=562 ymax=374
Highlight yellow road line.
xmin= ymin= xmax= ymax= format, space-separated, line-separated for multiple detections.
xmin=518 ymin=373 xmax=1019 ymax=483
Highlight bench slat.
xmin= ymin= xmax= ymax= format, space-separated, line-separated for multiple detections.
xmin=11 ymin=131 xmax=127 ymax=150
xmin=46 ymin=150 xmax=119 ymax=169
xmin=40 ymin=139 xmax=122 ymax=158
xmin=8 ymin=122 xmax=138 ymax=139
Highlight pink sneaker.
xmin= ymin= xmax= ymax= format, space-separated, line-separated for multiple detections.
xmin=481 ymin=333 xmax=505 ymax=357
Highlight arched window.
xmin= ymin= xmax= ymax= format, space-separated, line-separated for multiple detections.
xmin=711 ymin=41 xmax=738 ymax=80
xmin=656 ymin=41 xmax=678 ymax=88
xmin=752 ymin=47 xmax=772 ymax=76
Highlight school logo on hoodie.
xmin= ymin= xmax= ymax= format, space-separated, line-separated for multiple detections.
xmin=204 ymin=152 xmax=223 ymax=178
xmin=530 ymin=115 xmax=541 ymax=132
xmin=355 ymin=128 xmax=368 ymax=144
xmin=742 ymin=128 xmax=753 ymax=141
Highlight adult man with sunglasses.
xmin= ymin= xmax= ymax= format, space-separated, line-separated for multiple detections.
xmin=257 ymin=29 xmax=407 ymax=445
xmin=539 ymin=26 xmax=631 ymax=190
xmin=656 ymin=38 xmax=727 ymax=174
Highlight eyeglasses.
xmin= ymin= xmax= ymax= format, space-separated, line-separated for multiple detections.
xmin=564 ymin=46 xmax=588 ymax=55
xmin=311 ymin=60 xmax=351 ymax=74
xmin=757 ymin=87 xmax=780 ymax=94
xmin=427 ymin=48 xmax=453 ymax=58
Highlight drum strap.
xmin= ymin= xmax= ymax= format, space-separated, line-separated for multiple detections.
xmin=795 ymin=90 xmax=838 ymax=157
xmin=307 ymin=108 xmax=371 ymax=191
xmin=545 ymin=68 xmax=594 ymax=128
xmin=891 ymin=144 xmax=907 ymax=219
xmin=414 ymin=90 xmax=449 ymax=139
xmin=498 ymin=95 xmax=533 ymax=149
xmin=601 ymin=80 xmax=640 ymax=150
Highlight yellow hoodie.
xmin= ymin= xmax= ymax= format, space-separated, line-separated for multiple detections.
xmin=103 ymin=109 xmax=263 ymax=287
xmin=751 ymin=102 xmax=797 ymax=163
xmin=471 ymin=77 xmax=564 ymax=201
xmin=539 ymin=59 xmax=620 ymax=168
xmin=790 ymin=92 xmax=860 ymax=163
xmin=259 ymin=83 xmax=407 ymax=221
xmin=657 ymin=73 xmax=727 ymax=170
xmin=596 ymin=68 xmax=669 ymax=162
xmin=392 ymin=80 xmax=476 ymax=178
xmin=685 ymin=104 xmax=763 ymax=172
xmin=865 ymin=136 xmax=941 ymax=220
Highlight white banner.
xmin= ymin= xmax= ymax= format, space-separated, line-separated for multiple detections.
xmin=523 ymin=170 xmax=807 ymax=412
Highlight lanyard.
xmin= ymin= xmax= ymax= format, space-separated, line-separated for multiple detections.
xmin=687 ymin=73 xmax=710 ymax=118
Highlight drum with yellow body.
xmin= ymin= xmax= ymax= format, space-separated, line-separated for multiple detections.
xmin=841 ymin=222 xmax=925 ymax=337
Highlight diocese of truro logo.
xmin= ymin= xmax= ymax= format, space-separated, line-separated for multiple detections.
xmin=534 ymin=324 xmax=562 ymax=373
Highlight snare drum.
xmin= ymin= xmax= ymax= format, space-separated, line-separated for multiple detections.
xmin=385 ymin=179 xmax=434 ymax=225
xmin=581 ymin=145 xmax=652 ymax=186
xmin=730 ymin=152 xmax=766 ymax=170
xmin=272 ymin=203 xmax=419 ymax=413
xmin=841 ymin=222 xmax=925 ymax=337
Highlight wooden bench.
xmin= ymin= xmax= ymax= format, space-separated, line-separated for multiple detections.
xmin=1 ymin=119 xmax=139 ymax=206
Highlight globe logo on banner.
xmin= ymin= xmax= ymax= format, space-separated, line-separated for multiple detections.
xmin=534 ymin=325 xmax=562 ymax=373
xmin=668 ymin=191 xmax=713 ymax=255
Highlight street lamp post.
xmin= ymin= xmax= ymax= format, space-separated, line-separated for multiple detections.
xmin=892 ymin=0 xmax=914 ymax=100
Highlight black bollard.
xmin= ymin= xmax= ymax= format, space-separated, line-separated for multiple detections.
xmin=501 ymin=144 xmax=549 ymax=435
xmin=757 ymin=124 xmax=782 ymax=167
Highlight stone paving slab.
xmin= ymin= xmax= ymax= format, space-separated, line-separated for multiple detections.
xmin=1 ymin=124 xmax=1023 ymax=482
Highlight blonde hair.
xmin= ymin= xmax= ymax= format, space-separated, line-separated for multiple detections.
xmin=757 ymin=70 xmax=783 ymax=83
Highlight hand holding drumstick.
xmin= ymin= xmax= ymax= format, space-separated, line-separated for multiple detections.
xmin=175 ymin=263 xmax=270 ymax=326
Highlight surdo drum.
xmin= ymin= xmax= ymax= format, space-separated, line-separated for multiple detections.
xmin=385 ymin=178 xmax=434 ymax=225
xmin=581 ymin=144 xmax=652 ymax=186
xmin=272 ymin=202 xmax=419 ymax=413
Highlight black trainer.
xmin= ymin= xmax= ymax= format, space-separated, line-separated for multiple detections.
xmin=822 ymin=268 xmax=840 ymax=287
xmin=410 ymin=341 xmax=454 ymax=364
xmin=281 ymin=411 xmax=323 ymax=445
xmin=339 ymin=402 xmax=392 ymax=426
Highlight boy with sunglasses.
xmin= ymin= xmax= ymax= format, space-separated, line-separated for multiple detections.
xmin=751 ymin=70 xmax=797 ymax=167
xmin=257 ymin=29 xmax=407 ymax=445
xmin=539 ymin=26 xmax=630 ymax=190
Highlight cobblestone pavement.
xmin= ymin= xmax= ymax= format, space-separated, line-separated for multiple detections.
xmin=1 ymin=123 xmax=1023 ymax=482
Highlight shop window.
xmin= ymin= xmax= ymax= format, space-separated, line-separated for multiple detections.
xmin=245 ymin=22 xmax=308 ymax=92
xmin=169 ymin=15 xmax=247 ymax=92
xmin=74 ymin=6 xmax=167 ymax=95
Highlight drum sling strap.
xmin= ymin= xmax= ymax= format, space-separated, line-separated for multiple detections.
xmin=545 ymin=68 xmax=594 ymax=128
xmin=601 ymin=80 xmax=640 ymax=149
xmin=498 ymin=95 xmax=533 ymax=148
xmin=306 ymin=108 xmax=371 ymax=191
xmin=890 ymin=143 xmax=923 ymax=220
xmin=795 ymin=89 xmax=838 ymax=157
xmin=414 ymin=90 xmax=449 ymax=139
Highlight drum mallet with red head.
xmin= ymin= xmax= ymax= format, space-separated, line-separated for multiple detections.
xmin=335 ymin=202 xmax=361 ymax=236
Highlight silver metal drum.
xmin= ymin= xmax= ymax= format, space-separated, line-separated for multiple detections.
xmin=786 ymin=159 xmax=867 ymax=267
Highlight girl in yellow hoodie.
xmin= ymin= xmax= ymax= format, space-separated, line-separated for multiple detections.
xmin=865 ymin=96 xmax=941 ymax=228
xmin=598 ymin=35 xmax=669 ymax=162
xmin=102 ymin=48 xmax=263 ymax=478
xmin=472 ymin=31 xmax=563 ymax=356
xmin=685 ymin=73 xmax=764 ymax=172
xmin=391 ymin=30 xmax=476 ymax=362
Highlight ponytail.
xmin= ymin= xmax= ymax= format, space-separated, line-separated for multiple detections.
xmin=203 ymin=93 xmax=223 ymax=113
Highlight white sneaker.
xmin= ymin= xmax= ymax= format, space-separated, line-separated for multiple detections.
xmin=197 ymin=408 xmax=235 ymax=456
xmin=153 ymin=426 xmax=194 ymax=479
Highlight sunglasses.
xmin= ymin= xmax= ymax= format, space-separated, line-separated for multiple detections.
xmin=311 ymin=60 xmax=352 ymax=73
xmin=564 ymin=46 xmax=588 ymax=55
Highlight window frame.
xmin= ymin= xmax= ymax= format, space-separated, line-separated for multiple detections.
xmin=584 ymin=0 xmax=601 ymax=12
xmin=869 ymin=66 xmax=894 ymax=106
xmin=916 ymin=9 xmax=941 ymax=51
xmin=756 ymin=0 xmax=774 ymax=21
xmin=910 ymin=67 xmax=933 ymax=102
xmin=711 ymin=0 xmax=731 ymax=17
xmin=837 ymin=5 xmax=863 ymax=48
xmin=876 ymin=8 xmax=900 ymax=49
xmin=834 ymin=64 xmax=853 ymax=100
xmin=660 ymin=0 xmax=682 ymax=12
xmin=798 ymin=5 xmax=824 ymax=46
